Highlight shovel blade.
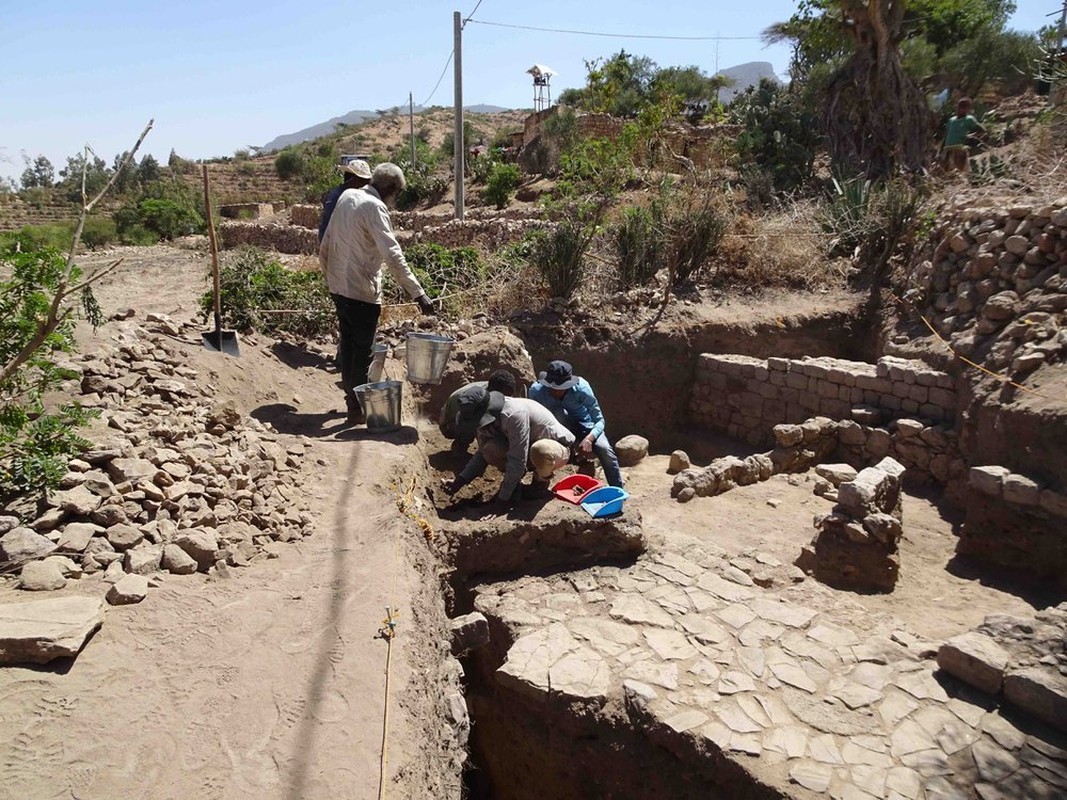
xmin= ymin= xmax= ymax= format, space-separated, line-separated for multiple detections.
xmin=202 ymin=329 xmax=240 ymax=356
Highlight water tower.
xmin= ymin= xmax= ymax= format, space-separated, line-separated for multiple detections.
xmin=527 ymin=64 xmax=556 ymax=112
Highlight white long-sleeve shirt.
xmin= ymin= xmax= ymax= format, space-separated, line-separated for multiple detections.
xmin=319 ymin=186 xmax=425 ymax=305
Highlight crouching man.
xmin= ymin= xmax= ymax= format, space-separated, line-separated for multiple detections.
xmin=439 ymin=370 xmax=518 ymax=453
xmin=443 ymin=386 xmax=574 ymax=507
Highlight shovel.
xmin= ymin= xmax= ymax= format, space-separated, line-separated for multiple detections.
xmin=201 ymin=164 xmax=240 ymax=356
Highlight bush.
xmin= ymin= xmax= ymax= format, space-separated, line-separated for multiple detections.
xmin=729 ymin=79 xmax=819 ymax=192
xmin=0 ymin=245 xmax=101 ymax=501
xmin=201 ymin=246 xmax=334 ymax=339
xmin=113 ymin=178 xmax=204 ymax=242
xmin=614 ymin=203 xmax=664 ymax=289
xmin=274 ymin=149 xmax=305 ymax=181
xmin=483 ymin=162 xmax=521 ymax=209
xmin=390 ymin=244 xmax=486 ymax=311
xmin=0 ymin=224 xmax=74 ymax=253
xmin=80 ymin=216 xmax=118 ymax=249
xmin=530 ymin=221 xmax=590 ymax=299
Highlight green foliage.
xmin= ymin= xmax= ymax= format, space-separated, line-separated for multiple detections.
xmin=968 ymin=153 xmax=1009 ymax=185
xmin=200 ymin=246 xmax=334 ymax=338
xmin=57 ymin=153 xmax=110 ymax=203
xmin=0 ymin=224 xmax=74 ymax=253
xmin=666 ymin=194 xmax=727 ymax=285
xmin=137 ymin=154 xmax=161 ymax=187
xmin=614 ymin=203 xmax=665 ymax=289
xmin=0 ymin=246 xmax=101 ymax=501
xmin=730 ymin=79 xmax=820 ymax=192
xmin=114 ymin=177 xmax=204 ymax=242
xmin=439 ymin=120 xmax=482 ymax=158
xmin=395 ymin=243 xmax=486 ymax=304
xmin=939 ymin=28 xmax=1041 ymax=96
xmin=79 ymin=216 xmax=118 ymax=249
xmin=529 ymin=221 xmax=592 ymax=299
xmin=483 ymin=162 xmax=521 ymax=209
xmin=20 ymin=156 xmax=54 ymax=190
xmin=274 ymin=148 xmax=305 ymax=180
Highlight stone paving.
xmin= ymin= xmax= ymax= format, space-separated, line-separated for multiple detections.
xmin=473 ymin=540 xmax=1067 ymax=799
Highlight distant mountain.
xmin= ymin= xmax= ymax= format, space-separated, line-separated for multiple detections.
xmin=260 ymin=104 xmax=511 ymax=152
xmin=714 ymin=62 xmax=782 ymax=103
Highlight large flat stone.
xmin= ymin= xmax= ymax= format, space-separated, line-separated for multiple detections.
xmin=1003 ymin=667 xmax=1067 ymax=733
xmin=0 ymin=596 xmax=105 ymax=664
xmin=937 ymin=632 xmax=1009 ymax=695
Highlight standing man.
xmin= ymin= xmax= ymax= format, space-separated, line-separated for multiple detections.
xmin=320 ymin=162 xmax=435 ymax=423
xmin=529 ymin=360 xmax=623 ymax=488
xmin=318 ymin=159 xmax=372 ymax=242
xmin=444 ymin=387 xmax=574 ymax=506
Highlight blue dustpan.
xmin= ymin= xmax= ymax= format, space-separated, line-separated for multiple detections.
xmin=580 ymin=486 xmax=629 ymax=518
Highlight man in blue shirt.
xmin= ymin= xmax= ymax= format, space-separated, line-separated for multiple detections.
xmin=529 ymin=360 xmax=623 ymax=487
xmin=318 ymin=159 xmax=372 ymax=241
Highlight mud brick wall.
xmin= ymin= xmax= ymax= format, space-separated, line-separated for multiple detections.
xmin=689 ymin=354 xmax=957 ymax=446
xmin=957 ymin=466 xmax=1067 ymax=587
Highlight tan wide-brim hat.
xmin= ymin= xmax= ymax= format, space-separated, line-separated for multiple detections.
xmin=340 ymin=159 xmax=372 ymax=179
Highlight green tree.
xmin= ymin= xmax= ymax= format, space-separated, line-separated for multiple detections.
xmin=20 ymin=155 xmax=54 ymax=190
xmin=559 ymin=51 xmax=657 ymax=117
xmin=137 ymin=154 xmax=161 ymax=187
xmin=730 ymin=79 xmax=820 ymax=191
xmin=58 ymin=153 xmax=110 ymax=202
xmin=274 ymin=148 xmax=305 ymax=180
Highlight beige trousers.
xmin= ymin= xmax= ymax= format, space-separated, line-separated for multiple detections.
xmin=481 ymin=437 xmax=570 ymax=481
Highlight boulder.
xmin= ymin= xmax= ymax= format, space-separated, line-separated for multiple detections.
xmin=18 ymin=560 xmax=68 ymax=592
xmin=105 ymin=458 xmax=157 ymax=484
xmin=937 ymin=632 xmax=1010 ymax=695
xmin=57 ymin=522 xmax=101 ymax=553
xmin=124 ymin=545 xmax=162 ymax=575
xmin=161 ymin=543 xmax=198 ymax=575
xmin=0 ymin=527 xmax=56 ymax=562
xmin=615 ymin=435 xmax=649 ymax=467
xmin=450 ymin=611 xmax=490 ymax=656
xmin=814 ymin=463 xmax=858 ymax=487
xmin=174 ymin=529 xmax=220 ymax=572
xmin=106 ymin=523 xmax=144 ymax=551
xmin=0 ymin=595 xmax=105 ymax=664
xmin=50 ymin=485 xmax=103 ymax=516
xmin=106 ymin=574 xmax=148 ymax=606
xmin=1003 ymin=668 xmax=1067 ymax=733
xmin=667 ymin=450 xmax=691 ymax=474
xmin=0 ymin=515 xmax=20 ymax=535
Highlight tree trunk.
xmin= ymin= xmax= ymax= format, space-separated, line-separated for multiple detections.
xmin=823 ymin=0 xmax=931 ymax=177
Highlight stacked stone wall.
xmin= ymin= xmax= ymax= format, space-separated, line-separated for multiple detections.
xmin=218 ymin=222 xmax=318 ymax=254
xmin=218 ymin=203 xmax=275 ymax=220
xmin=689 ymin=353 xmax=956 ymax=446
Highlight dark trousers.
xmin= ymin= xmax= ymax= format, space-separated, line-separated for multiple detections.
xmin=331 ymin=294 xmax=381 ymax=398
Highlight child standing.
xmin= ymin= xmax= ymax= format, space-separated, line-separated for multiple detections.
xmin=943 ymin=97 xmax=984 ymax=171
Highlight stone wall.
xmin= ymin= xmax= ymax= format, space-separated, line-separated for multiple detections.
xmin=218 ymin=222 xmax=318 ymax=254
xmin=289 ymin=204 xmax=320 ymax=229
xmin=219 ymin=203 xmax=275 ymax=220
xmin=957 ymin=466 xmax=1067 ymax=586
xmin=688 ymin=353 xmax=957 ymax=446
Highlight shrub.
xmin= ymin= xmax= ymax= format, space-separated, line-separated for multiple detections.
xmin=80 ymin=216 xmax=118 ymax=249
xmin=391 ymin=243 xmax=486 ymax=305
xmin=530 ymin=221 xmax=591 ymax=299
xmin=614 ymin=203 xmax=664 ymax=289
xmin=274 ymin=148 xmax=305 ymax=181
xmin=729 ymin=79 xmax=819 ymax=192
xmin=483 ymin=162 xmax=521 ymax=209
xmin=0 ymin=245 xmax=101 ymax=501
xmin=200 ymin=246 xmax=334 ymax=338
xmin=0 ymin=224 xmax=74 ymax=253
xmin=113 ymin=178 xmax=204 ymax=242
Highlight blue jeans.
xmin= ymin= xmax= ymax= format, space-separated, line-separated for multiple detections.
xmin=574 ymin=427 xmax=623 ymax=488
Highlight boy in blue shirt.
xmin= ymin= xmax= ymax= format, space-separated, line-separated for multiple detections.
xmin=529 ymin=360 xmax=624 ymax=488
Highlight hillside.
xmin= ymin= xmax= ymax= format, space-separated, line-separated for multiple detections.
xmin=715 ymin=61 xmax=782 ymax=103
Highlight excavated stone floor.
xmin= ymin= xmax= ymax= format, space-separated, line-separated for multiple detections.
xmin=469 ymin=521 xmax=1067 ymax=799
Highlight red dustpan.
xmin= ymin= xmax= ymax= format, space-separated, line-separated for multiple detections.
xmin=552 ymin=474 xmax=604 ymax=504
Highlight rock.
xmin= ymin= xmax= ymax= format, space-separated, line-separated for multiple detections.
xmin=207 ymin=401 xmax=242 ymax=430
xmin=677 ymin=487 xmax=696 ymax=503
xmin=105 ymin=458 xmax=157 ymax=484
xmin=1002 ymin=474 xmax=1041 ymax=506
xmin=937 ymin=632 xmax=1010 ymax=695
xmin=56 ymin=523 xmax=101 ymax=553
xmin=0 ymin=515 xmax=19 ymax=535
xmin=982 ymin=291 xmax=1019 ymax=321
xmin=123 ymin=545 xmax=162 ymax=575
xmin=450 ymin=611 xmax=490 ymax=656
xmin=0 ymin=595 xmax=105 ymax=664
xmin=43 ymin=555 xmax=81 ymax=578
xmin=814 ymin=463 xmax=858 ymax=487
xmin=969 ymin=466 xmax=1011 ymax=497
xmin=667 ymin=450 xmax=691 ymax=474
xmin=615 ymin=435 xmax=649 ymax=467
xmin=106 ymin=574 xmax=148 ymax=605
xmin=161 ymin=544 xmax=198 ymax=575
xmin=51 ymin=485 xmax=103 ymax=516
xmin=773 ymin=424 xmax=804 ymax=447
xmin=105 ymin=523 xmax=144 ymax=551
xmin=0 ymin=527 xmax=57 ymax=562
xmin=173 ymin=529 xmax=220 ymax=572
xmin=895 ymin=419 xmax=924 ymax=438
xmin=18 ymin=560 xmax=68 ymax=592
xmin=1003 ymin=668 xmax=1067 ymax=733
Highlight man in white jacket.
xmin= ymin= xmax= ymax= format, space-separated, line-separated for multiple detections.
xmin=320 ymin=162 xmax=434 ymax=422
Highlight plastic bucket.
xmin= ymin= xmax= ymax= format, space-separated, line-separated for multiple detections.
xmin=367 ymin=343 xmax=388 ymax=383
xmin=405 ymin=332 xmax=454 ymax=385
xmin=580 ymin=486 xmax=629 ymax=518
xmin=354 ymin=380 xmax=402 ymax=433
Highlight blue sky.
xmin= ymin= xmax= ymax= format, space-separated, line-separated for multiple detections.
xmin=0 ymin=0 xmax=1052 ymax=183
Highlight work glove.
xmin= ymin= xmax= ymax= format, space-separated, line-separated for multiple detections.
xmin=416 ymin=294 xmax=436 ymax=316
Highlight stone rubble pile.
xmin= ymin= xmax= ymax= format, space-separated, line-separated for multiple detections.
xmin=912 ymin=198 xmax=1067 ymax=377
xmin=803 ymin=457 xmax=907 ymax=593
xmin=0 ymin=321 xmax=314 ymax=605
xmin=938 ymin=603 xmax=1067 ymax=733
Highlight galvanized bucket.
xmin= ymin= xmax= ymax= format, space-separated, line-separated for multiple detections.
xmin=354 ymin=380 xmax=402 ymax=433
xmin=368 ymin=343 xmax=388 ymax=383
xmin=405 ymin=332 xmax=454 ymax=385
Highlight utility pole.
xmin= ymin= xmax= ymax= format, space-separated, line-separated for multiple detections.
xmin=453 ymin=10 xmax=464 ymax=221
xmin=1059 ymin=0 xmax=1066 ymax=56
xmin=409 ymin=92 xmax=416 ymax=169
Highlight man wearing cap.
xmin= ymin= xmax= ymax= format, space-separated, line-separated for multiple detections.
xmin=444 ymin=387 xmax=574 ymax=505
xmin=440 ymin=370 xmax=518 ymax=453
xmin=320 ymin=162 xmax=435 ymax=423
xmin=529 ymin=360 xmax=623 ymax=488
xmin=319 ymin=159 xmax=372 ymax=242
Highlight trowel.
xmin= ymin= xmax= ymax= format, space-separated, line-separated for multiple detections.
xmin=201 ymin=164 xmax=240 ymax=356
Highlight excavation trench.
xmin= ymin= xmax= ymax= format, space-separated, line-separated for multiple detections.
xmin=407 ymin=303 xmax=866 ymax=799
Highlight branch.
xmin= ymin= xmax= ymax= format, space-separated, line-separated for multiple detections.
xmin=66 ymin=257 xmax=124 ymax=295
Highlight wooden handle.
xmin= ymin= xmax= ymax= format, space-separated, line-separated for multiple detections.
xmin=202 ymin=164 xmax=222 ymax=322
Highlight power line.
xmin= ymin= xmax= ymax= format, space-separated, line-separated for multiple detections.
xmin=420 ymin=49 xmax=454 ymax=106
xmin=466 ymin=18 xmax=762 ymax=41
xmin=464 ymin=0 xmax=485 ymax=26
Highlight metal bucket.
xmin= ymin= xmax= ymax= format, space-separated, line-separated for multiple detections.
xmin=354 ymin=380 xmax=402 ymax=433
xmin=405 ymin=332 xmax=454 ymax=385
xmin=367 ymin=343 xmax=388 ymax=383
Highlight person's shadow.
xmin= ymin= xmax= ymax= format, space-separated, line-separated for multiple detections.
xmin=251 ymin=403 xmax=419 ymax=444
